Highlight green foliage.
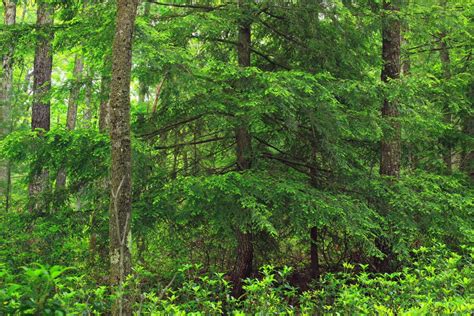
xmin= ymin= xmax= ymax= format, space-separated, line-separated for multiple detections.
xmin=2 ymin=246 xmax=464 ymax=315
xmin=136 ymin=246 xmax=474 ymax=314
xmin=0 ymin=0 xmax=473 ymax=314
xmin=0 ymin=264 xmax=109 ymax=315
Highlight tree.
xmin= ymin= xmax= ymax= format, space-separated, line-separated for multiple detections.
xmin=231 ymin=0 xmax=254 ymax=298
xmin=380 ymin=0 xmax=401 ymax=177
xmin=56 ymin=55 xmax=84 ymax=189
xmin=29 ymin=0 xmax=54 ymax=211
xmin=108 ymin=0 xmax=139 ymax=314
xmin=0 ymin=0 xmax=16 ymax=211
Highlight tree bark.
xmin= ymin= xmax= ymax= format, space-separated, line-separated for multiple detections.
xmin=232 ymin=0 xmax=254 ymax=298
xmin=108 ymin=0 xmax=139 ymax=314
xmin=375 ymin=0 xmax=402 ymax=273
xmin=0 ymin=0 xmax=16 ymax=211
xmin=29 ymin=1 xmax=53 ymax=212
xmin=31 ymin=2 xmax=53 ymax=133
xmin=380 ymin=0 xmax=401 ymax=177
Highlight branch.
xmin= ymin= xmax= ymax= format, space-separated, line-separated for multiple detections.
xmin=140 ymin=114 xmax=205 ymax=139
xmin=250 ymin=48 xmax=291 ymax=70
xmin=408 ymin=43 xmax=471 ymax=55
xmin=147 ymin=1 xmax=227 ymax=11
xmin=152 ymin=74 xmax=167 ymax=114
xmin=155 ymin=136 xmax=228 ymax=150
xmin=258 ymin=18 xmax=306 ymax=48
xmin=190 ymin=34 xmax=291 ymax=70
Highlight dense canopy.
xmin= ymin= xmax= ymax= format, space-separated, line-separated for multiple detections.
xmin=0 ymin=0 xmax=473 ymax=314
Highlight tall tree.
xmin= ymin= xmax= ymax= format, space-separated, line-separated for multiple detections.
xmin=99 ymin=57 xmax=111 ymax=132
xmin=56 ymin=56 xmax=84 ymax=189
xmin=380 ymin=0 xmax=401 ymax=177
xmin=66 ymin=56 xmax=84 ymax=130
xmin=231 ymin=0 xmax=254 ymax=298
xmin=461 ymin=84 xmax=473 ymax=180
xmin=108 ymin=0 xmax=139 ymax=314
xmin=29 ymin=1 xmax=54 ymax=211
xmin=437 ymin=0 xmax=453 ymax=173
xmin=0 ymin=0 xmax=16 ymax=211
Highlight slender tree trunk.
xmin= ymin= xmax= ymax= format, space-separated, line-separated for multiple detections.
xmin=232 ymin=0 xmax=254 ymax=298
xmin=66 ymin=56 xmax=84 ymax=130
xmin=310 ymin=226 xmax=320 ymax=278
xmin=438 ymin=32 xmax=453 ymax=173
xmin=29 ymin=1 xmax=53 ymax=212
xmin=401 ymin=22 xmax=410 ymax=76
xmin=151 ymin=75 xmax=166 ymax=114
xmin=99 ymin=53 xmax=112 ymax=133
xmin=108 ymin=0 xmax=139 ymax=314
xmin=0 ymin=0 xmax=16 ymax=211
xmin=99 ymin=74 xmax=111 ymax=132
xmin=380 ymin=0 xmax=401 ymax=177
xmin=461 ymin=84 xmax=474 ymax=181
xmin=309 ymin=147 xmax=320 ymax=280
xmin=56 ymin=56 xmax=84 ymax=189
xmin=83 ymin=69 xmax=93 ymax=128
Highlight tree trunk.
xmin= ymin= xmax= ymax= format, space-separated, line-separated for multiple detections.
xmin=99 ymin=73 xmax=111 ymax=132
xmin=232 ymin=1 xmax=254 ymax=298
xmin=83 ymin=70 xmax=93 ymax=128
xmin=375 ymin=0 xmax=402 ymax=273
xmin=29 ymin=1 xmax=53 ymax=212
xmin=438 ymin=32 xmax=453 ymax=173
xmin=108 ymin=0 xmax=139 ymax=314
xmin=0 ymin=0 xmax=16 ymax=211
xmin=99 ymin=53 xmax=112 ymax=133
xmin=309 ymin=226 xmax=320 ymax=279
xmin=380 ymin=0 xmax=401 ymax=177
xmin=461 ymin=84 xmax=474 ymax=181
xmin=66 ymin=56 xmax=84 ymax=130
xmin=309 ymin=147 xmax=320 ymax=280
xmin=56 ymin=56 xmax=84 ymax=189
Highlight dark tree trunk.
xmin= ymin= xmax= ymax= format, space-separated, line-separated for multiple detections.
xmin=1 ymin=0 xmax=16 ymax=211
xmin=376 ymin=0 xmax=401 ymax=273
xmin=232 ymin=1 xmax=254 ymax=298
xmin=108 ymin=0 xmax=139 ymax=314
xmin=29 ymin=1 xmax=53 ymax=212
xmin=310 ymin=226 xmax=320 ymax=279
xmin=309 ymin=146 xmax=320 ymax=280
xmin=380 ymin=0 xmax=401 ymax=177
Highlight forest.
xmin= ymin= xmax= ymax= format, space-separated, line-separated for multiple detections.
xmin=0 ymin=0 xmax=473 ymax=314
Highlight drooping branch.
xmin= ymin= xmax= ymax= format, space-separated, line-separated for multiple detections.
xmin=140 ymin=114 xmax=205 ymax=139
xmin=152 ymin=73 xmax=167 ymax=113
xmin=190 ymin=34 xmax=291 ymax=70
xmin=154 ymin=136 xmax=229 ymax=150
xmin=147 ymin=1 xmax=228 ymax=11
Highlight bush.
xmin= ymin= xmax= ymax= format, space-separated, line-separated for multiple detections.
xmin=1 ymin=245 xmax=471 ymax=315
